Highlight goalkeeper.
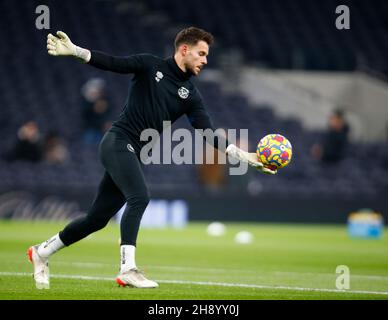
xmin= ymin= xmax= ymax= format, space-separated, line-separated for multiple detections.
xmin=28 ymin=27 xmax=276 ymax=289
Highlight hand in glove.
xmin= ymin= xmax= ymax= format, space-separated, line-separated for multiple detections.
xmin=226 ymin=144 xmax=277 ymax=175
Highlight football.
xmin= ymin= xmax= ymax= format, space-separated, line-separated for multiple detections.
xmin=256 ymin=134 xmax=293 ymax=170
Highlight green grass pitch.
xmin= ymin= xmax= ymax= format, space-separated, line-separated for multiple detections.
xmin=0 ymin=220 xmax=387 ymax=300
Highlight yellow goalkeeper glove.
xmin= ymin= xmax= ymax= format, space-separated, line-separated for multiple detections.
xmin=47 ymin=31 xmax=90 ymax=62
xmin=226 ymin=144 xmax=277 ymax=175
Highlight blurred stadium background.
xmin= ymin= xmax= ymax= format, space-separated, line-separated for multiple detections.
xmin=0 ymin=0 xmax=387 ymax=225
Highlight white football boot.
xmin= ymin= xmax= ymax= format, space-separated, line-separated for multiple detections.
xmin=27 ymin=245 xmax=50 ymax=289
xmin=116 ymin=268 xmax=158 ymax=288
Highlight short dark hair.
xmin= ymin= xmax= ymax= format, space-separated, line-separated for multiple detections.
xmin=333 ymin=108 xmax=345 ymax=118
xmin=174 ymin=27 xmax=214 ymax=51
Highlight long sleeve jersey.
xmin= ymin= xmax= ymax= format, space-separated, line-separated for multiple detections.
xmin=88 ymin=51 xmax=228 ymax=154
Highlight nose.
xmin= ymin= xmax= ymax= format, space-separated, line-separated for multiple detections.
xmin=202 ymin=57 xmax=207 ymax=65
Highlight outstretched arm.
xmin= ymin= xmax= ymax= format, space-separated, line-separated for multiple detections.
xmin=225 ymin=144 xmax=277 ymax=175
xmin=46 ymin=31 xmax=148 ymax=74
xmin=187 ymin=95 xmax=277 ymax=175
xmin=47 ymin=31 xmax=91 ymax=62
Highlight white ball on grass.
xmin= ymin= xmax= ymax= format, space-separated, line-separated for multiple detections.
xmin=234 ymin=231 xmax=253 ymax=244
xmin=207 ymin=222 xmax=226 ymax=237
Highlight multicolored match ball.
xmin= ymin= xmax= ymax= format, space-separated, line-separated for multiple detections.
xmin=256 ymin=134 xmax=293 ymax=170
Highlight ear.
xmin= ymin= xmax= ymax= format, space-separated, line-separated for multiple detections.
xmin=180 ymin=44 xmax=189 ymax=56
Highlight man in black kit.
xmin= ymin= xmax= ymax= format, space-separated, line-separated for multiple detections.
xmin=28 ymin=27 xmax=276 ymax=289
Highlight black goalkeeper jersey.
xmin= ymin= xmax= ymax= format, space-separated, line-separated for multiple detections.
xmin=88 ymin=51 xmax=225 ymax=154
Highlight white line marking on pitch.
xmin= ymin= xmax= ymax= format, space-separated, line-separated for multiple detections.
xmin=1 ymin=272 xmax=388 ymax=296
xmin=53 ymin=261 xmax=388 ymax=281
xmin=274 ymin=271 xmax=388 ymax=281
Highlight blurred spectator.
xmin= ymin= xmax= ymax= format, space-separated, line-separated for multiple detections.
xmin=5 ymin=121 xmax=43 ymax=162
xmin=81 ymin=78 xmax=113 ymax=144
xmin=226 ymin=136 xmax=251 ymax=194
xmin=197 ymin=133 xmax=253 ymax=195
xmin=43 ymin=131 xmax=70 ymax=165
xmin=197 ymin=130 xmax=228 ymax=193
xmin=311 ymin=109 xmax=350 ymax=164
xmin=197 ymin=142 xmax=227 ymax=194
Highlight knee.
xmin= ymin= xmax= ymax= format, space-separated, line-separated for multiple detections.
xmin=87 ymin=216 xmax=110 ymax=231
xmin=126 ymin=193 xmax=150 ymax=210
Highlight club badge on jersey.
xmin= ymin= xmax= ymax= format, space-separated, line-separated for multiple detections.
xmin=178 ymin=87 xmax=189 ymax=99
xmin=155 ymin=71 xmax=164 ymax=82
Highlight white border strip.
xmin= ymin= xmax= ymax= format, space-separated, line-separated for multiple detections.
xmin=1 ymin=272 xmax=388 ymax=296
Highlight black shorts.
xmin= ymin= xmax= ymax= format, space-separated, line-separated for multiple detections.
xmin=99 ymin=129 xmax=149 ymax=201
